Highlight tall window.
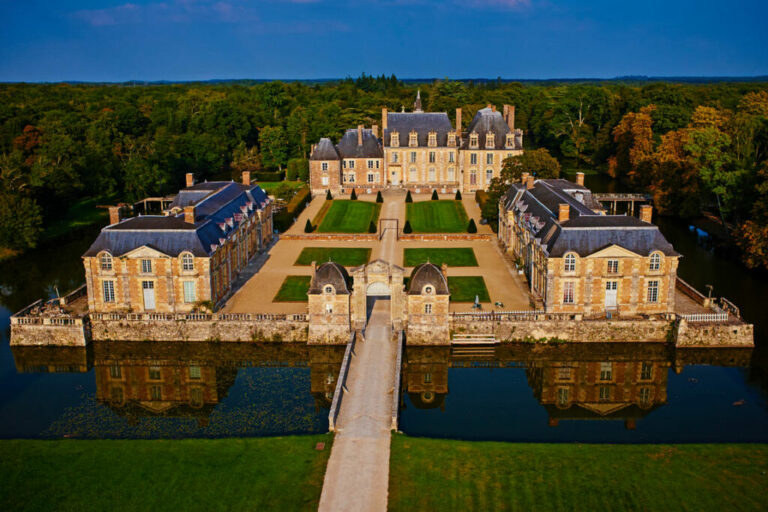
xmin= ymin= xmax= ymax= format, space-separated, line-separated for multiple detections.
xmin=183 ymin=281 xmax=196 ymax=303
xmin=321 ymin=162 xmax=328 ymax=171
xmin=141 ymin=259 xmax=152 ymax=274
xmin=424 ymin=372 xmax=432 ymax=384
xmin=367 ymin=173 xmax=375 ymax=183
xmin=486 ymin=169 xmax=493 ymax=184
xmin=410 ymin=167 xmax=418 ymax=182
xmin=607 ymin=259 xmax=619 ymax=273
xmin=149 ymin=366 xmax=162 ymax=380
xmin=189 ymin=365 xmax=202 ymax=380
xmin=182 ymin=253 xmax=194 ymax=271
xmin=410 ymin=152 xmax=417 ymax=163
xmin=639 ymin=387 xmax=652 ymax=405
xmin=486 ymin=133 xmax=495 ymax=148
xmin=557 ymin=387 xmax=569 ymax=405
xmin=447 ymin=167 xmax=455 ymax=181
xmin=470 ymin=170 xmax=477 ymax=185
xmin=449 ymin=152 xmax=455 ymax=163
xmin=470 ymin=133 xmax=478 ymax=148
xmin=470 ymin=153 xmax=478 ymax=165
xmin=506 ymin=133 xmax=514 ymax=147
xmin=367 ymin=160 xmax=374 ymax=169
xmin=486 ymin=153 xmax=494 ymax=165
xmin=428 ymin=132 xmax=437 ymax=146
xmin=102 ymin=280 xmax=115 ymax=303
xmin=109 ymin=365 xmax=122 ymax=379
xmin=429 ymin=151 xmax=436 ymax=163
xmin=424 ymin=303 xmax=432 ymax=314
xmin=100 ymin=253 xmax=113 ymax=271
xmin=190 ymin=388 xmax=203 ymax=407
xmin=347 ymin=173 xmax=356 ymax=183
xmin=640 ymin=362 xmax=653 ymax=380
xmin=428 ymin=167 xmax=436 ymax=182
xmin=564 ymin=254 xmax=576 ymax=272
xmin=348 ymin=160 xmax=355 ymax=169
xmin=392 ymin=152 xmax=399 ymax=163
xmin=563 ymin=281 xmax=575 ymax=304
xmin=391 ymin=132 xmax=399 ymax=147
xmin=600 ymin=362 xmax=613 ymax=381
xmin=599 ymin=386 xmax=611 ymax=401
xmin=151 ymin=385 xmax=162 ymax=400
xmin=647 ymin=280 xmax=659 ymax=303
xmin=448 ymin=133 xmax=456 ymax=146
xmin=649 ymin=253 xmax=661 ymax=271
xmin=409 ymin=132 xmax=418 ymax=146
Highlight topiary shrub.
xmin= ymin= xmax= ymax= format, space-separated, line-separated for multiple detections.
xmin=326 ymin=189 xmax=333 ymax=200
xmin=350 ymin=189 xmax=358 ymax=200
xmin=368 ymin=221 xmax=376 ymax=233
xmin=455 ymin=190 xmax=462 ymax=200
xmin=405 ymin=190 xmax=413 ymax=203
xmin=403 ymin=220 xmax=412 ymax=234
xmin=304 ymin=219 xmax=313 ymax=233
xmin=376 ymin=191 xmax=383 ymax=203
xmin=467 ymin=218 xmax=477 ymax=233
xmin=431 ymin=189 xmax=439 ymax=200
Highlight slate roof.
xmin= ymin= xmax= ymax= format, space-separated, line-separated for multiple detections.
xmin=460 ymin=107 xmax=514 ymax=150
xmin=84 ymin=182 xmax=270 ymax=258
xmin=407 ymin=263 xmax=450 ymax=295
xmin=310 ymin=137 xmax=340 ymax=161
xmin=336 ymin=128 xmax=383 ymax=159
xmin=383 ymin=112 xmax=454 ymax=147
xmin=308 ymin=262 xmax=351 ymax=295
xmin=502 ymin=179 xmax=679 ymax=258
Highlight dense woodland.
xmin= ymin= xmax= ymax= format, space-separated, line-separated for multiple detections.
xmin=1 ymin=77 xmax=767 ymax=268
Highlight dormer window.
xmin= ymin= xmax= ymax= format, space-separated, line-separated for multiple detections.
xmin=100 ymin=252 xmax=113 ymax=271
xmin=428 ymin=131 xmax=437 ymax=147
xmin=409 ymin=131 xmax=418 ymax=147
xmin=505 ymin=133 xmax=514 ymax=148
xmin=324 ymin=285 xmax=334 ymax=294
xmin=469 ymin=132 xmax=479 ymax=148
xmin=448 ymin=132 xmax=457 ymax=147
xmin=486 ymin=132 xmax=495 ymax=149
xmin=391 ymin=132 xmax=399 ymax=147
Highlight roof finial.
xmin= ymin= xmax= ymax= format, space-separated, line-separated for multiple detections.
xmin=414 ymin=89 xmax=423 ymax=112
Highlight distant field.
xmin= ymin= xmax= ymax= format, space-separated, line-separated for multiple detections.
xmin=274 ymin=275 xmax=311 ymax=302
xmin=315 ymin=200 xmax=381 ymax=233
xmin=390 ymin=435 xmax=768 ymax=512
xmin=447 ymin=276 xmax=490 ymax=302
xmin=1 ymin=436 xmax=332 ymax=512
xmin=403 ymin=248 xmax=478 ymax=267
xmin=406 ymin=200 xmax=468 ymax=233
xmin=295 ymin=247 xmax=371 ymax=266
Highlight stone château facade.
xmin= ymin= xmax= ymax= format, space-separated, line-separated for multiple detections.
xmin=309 ymin=92 xmax=524 ymax=195
xmin=82 ymin=172 xmax=273 ymax=314
xmin=498 ymin=172 xmax=679 ymax=316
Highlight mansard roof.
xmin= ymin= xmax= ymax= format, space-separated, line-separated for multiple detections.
xmin=84 ymin=182 xmax=270 ymax=258
xmin=383 ymin=112 xmax=454 ymax=147
xmin=503 ymin=179 xmax=678 ymax=258
xmin=308 ymin=262 xmax=351 ymax=295
xmin=310 ymin=137 xmax=340 ymax=161
xmin=336 ymin=128 xmax=383 ymax=159
xmin=407 ymin=263 xmax=450 ymax=295
xmin=460 ymin=107 xmax=513 ymax=149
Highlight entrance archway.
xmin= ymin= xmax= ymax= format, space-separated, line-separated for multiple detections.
xmin=366 ymin=281 xmax=391 ymax=296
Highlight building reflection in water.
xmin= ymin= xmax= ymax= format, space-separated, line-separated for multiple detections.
xmin=403 ymin=343 xmax=753 ymax=431
xmin=11 ymin=341 xmax=345 ymax=431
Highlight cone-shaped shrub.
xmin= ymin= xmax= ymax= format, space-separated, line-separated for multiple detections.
xmin=405 ymin=190 xmax=413 ymax=203
xmin=376 ymin=191 xmax=383 ymax=203
xmin=326 ymin=190 xmax=333 ymax=200
xmin=455 ymin=190 xmax=462 ymax=200
xmin=467 ymin=218 xmax=477 ymax=233
xmin=403 ymin=220 xmax=413 ymax=234
xmin=350 ymin=189 xmax=358 ymax=200
xmin=304 ymin=219 xmax=313 ymax=233
xmin=368 ymin=221 xmax=377 ymax=233
xmin=431 ymin=189 xmax=439 ymax=200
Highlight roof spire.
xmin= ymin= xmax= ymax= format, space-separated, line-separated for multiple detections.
xmin=413 ymin=89 xmax=423 ymax=112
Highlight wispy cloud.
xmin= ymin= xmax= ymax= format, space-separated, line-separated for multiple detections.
xmin=72 ymin=1 xmax=259 ymax=27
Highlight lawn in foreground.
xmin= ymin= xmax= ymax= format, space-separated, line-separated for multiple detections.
xmin=406 ymin=200 xmax=469 ymax=233
xmin=389 ymin=435 xmax=768 ymax=512
xmin=315 ymin=200 xmax=381 ymax=233
xmin=403 ymin=248 xmax=478 ymax=267
xmin=447 ymin=276 xmax=490 ymax=302
xmin=1 ymin=435 xmax=332 ymax=512
xmin=295 ymin=247 xmax=371 ymax=266
xmin=274 ymin=275 xmax=311 ymax=302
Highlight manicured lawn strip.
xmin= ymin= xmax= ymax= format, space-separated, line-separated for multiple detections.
xmin=256 ymin=180 xmax=305 ymax=193
xmin=274 ymin=275 xmax=311 ymax=302
xmin=447 ymin=276 xmax=490 ymax=302
xmin=406 ymin=200 xmax=468 ymax=233
xmin=389 ymin=436 xmax=768 ymax=512
xmin=295 ymin=247 xmax=372 ymax=266
xmin=1 ymin=435 xmax=333 ymax=512
xmin=311 ymin=200 xmax=333 ymax=226
xmin=315 ymin=200 xmax=381 ymax=233
xmin=403 ymin=248 xmax=478 ymax=267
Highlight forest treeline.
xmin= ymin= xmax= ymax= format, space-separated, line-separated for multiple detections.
xmin=1 ymin=76 xmax=767 ymax=268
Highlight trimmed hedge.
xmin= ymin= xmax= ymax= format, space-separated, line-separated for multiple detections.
xmin=274 ymin=186 xmax=311 ymax=232
xmin=475 ymin=190 xmax=489 ymax=211
xmin=467 ymin=218 xmax=477 ymax=233
xmin=255 ymin=171 xmax=285 ymax=182
xmin=287 ymin=158 xmax=308 ymax=182
xmin=455 ymin=190 xmax=462 ymax=200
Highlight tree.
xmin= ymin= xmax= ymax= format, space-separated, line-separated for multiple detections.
xmin=405 ymin=190 xmax=413 ymax=203
xmin=403 ymin=220 xmax=412 ymax=233
xmin=231 ymin=142 xmax=262 ymax=176
xmin=455 ymin=190 xmax=462 ymax=200
xmin=326 ymin=190 xmax=333 ymax=200
xmin=0 ymin=193 xmax=42 ymax=250
xmin=304 ymin=219 xmax=313 ymax=233
xmin=608 ymin=105 xmax=656 ymax=185
xmin=368 ymin=221 xmax=376 ymax=233
xmin=467 ymin=218 xmax=477 ymax=233
xmin=431 ymin=189 xmax=439 ymax=200
xmin=259 ymin=125 xmax=288 ymax=171
xmin=501 ymin=148 xmax=561 ymax=181
xmin=376 ymin=191 xmax=383 ymax=203
xmin=350 ymin=189 xmax=357 ymax=200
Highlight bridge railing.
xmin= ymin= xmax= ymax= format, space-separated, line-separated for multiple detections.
xmin=679 ymin=313 xmax=729 ymax=323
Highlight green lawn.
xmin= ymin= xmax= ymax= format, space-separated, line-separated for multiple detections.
xmin=403 ymin=248 xmax=478 ymax=267
xmin=256 ymin=180 xmax=305 ymax=194
xmin=389 ymin=436 xmax=768 ymax=512
xmin=274 ymin=275 xmax=311 ymax=302
xmin=315 ymin=200 xmax=381 ymax=233
xmin=295 ymin=247 xmax=371 ymax=266
xmin=406 ymin=200 xmax=469 ymax=233
xmin=0 ymin=436 xmax=332 ymax=512
xmin=447 ymin=276 xmax=490 ymax=302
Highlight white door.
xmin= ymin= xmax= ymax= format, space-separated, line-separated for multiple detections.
xmin=142 ymin=281 xmax=156 ymax=310
xmin=605 ymin=281 xmax=618 ymax=309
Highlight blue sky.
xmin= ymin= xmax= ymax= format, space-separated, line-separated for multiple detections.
xmin=1 ymin=0 xmax=766 ymax=82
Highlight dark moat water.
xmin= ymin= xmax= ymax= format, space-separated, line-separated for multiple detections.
xmin=1 ymin=177 xmax=767 ymax=440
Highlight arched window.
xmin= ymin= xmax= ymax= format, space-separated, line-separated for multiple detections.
xmin=100 ymin=252 xmax=113 ymax=271
xmin=564 ymin=253 xmax=576 ymax=272
xmin=324 ymin=285 xmax=334 ymax=294
xmin=181 ymin=253 xmax=194 ymax=271
xmin=424 ymin=285 xmax=433 ymax=295
xmin=649 ymin=252 xmax=661 ymax=271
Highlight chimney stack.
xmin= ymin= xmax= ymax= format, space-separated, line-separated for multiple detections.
xmin=184 ymin=206 xmax=195 ymax=225
xmin=575 ymin=172 xmax=585 ymax=187
xmin=455 ymin=108 xmax=462 ymax=135
xmin=108 ymin=206 xmax=122 ymax=225
xmin=526 ymin=175 xmax=535 ymax=190
xmin=639 ymin=204 xmax=653 ymax=224
xmin=242 ymin=171 xmax=251 ymax=186
xmin=558 ymin=203 xmax=570 ymax=223
xmin=185 ymin=172 xmax=194 ymax=188
xmin=382 ymin=108 xmax=388 ymax=131
xmin=507 ymin=105 xmax=516 ymax=131
xmin=521 ymin=172 xmax=530 ymax=184
xmin=372 ymin=124 xmax=379 ymax=138
xmin=358 ymin=125 xmax=364 ymax=146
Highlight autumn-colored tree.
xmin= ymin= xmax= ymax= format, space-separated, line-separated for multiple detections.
xmin=608 ymin=105 xmax=656 ymax=185
xmin=735 ymin=163 xmax=768 ymax=269
xmin=647 ymin=129 xmax=701 ymax=217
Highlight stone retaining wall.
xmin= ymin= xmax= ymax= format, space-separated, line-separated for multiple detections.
xmin=674 ymin=319 xmax=754 ymax=347
xmin=91 ymin=318 xmax=308 ymax=342
xmin=10 ymin=323 xmax=89 ymax=347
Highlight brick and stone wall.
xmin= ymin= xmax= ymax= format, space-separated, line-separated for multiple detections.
xmin=91 ymin=317 xmax=308 ymax=342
